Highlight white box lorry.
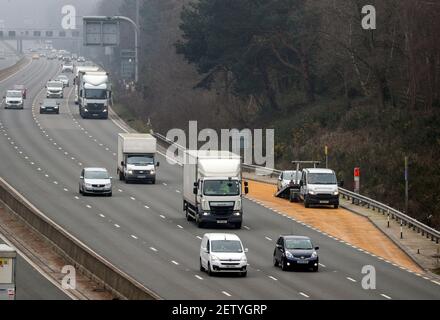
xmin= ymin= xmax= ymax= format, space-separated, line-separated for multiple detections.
xmin=117 ymin=133 xmax=159 ymax=184
xmin=183 ymin=150 xmax=248 ymax=229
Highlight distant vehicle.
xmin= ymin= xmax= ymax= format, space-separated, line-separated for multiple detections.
xmin=77 ymin=56 xmax=86 ymax=63
xmin=200 ymin=233 xmax=248 ymax=277
xmin=61 ymin=64 xmax=74 ymax=73
xmin=183 ymin=150 xmax=248 ymax=229
xmin=32 ymin=54 xmax=39 ymax=60
xmin=273 ymin=235 xmax=319 ymax=272
xmin=47 ymin=54 xmax=57 ymax=60
xmin=62 ymin=55 xmax=71 ymax=62
xmin=117 ymin=133 xmax=159 ymax=183
xmin=3 ymin=90 xmax=24 ymax=109
xmin=39 ymin=99 xmax=60 ymax=114
xmin=55 ymin=75 xmax=69 ymax=87
xmin=77 ymin=71 xmax=111 ymax=118
xmin=79 ymin=168 xmax=112 ymax=197
xmin=46 ymin=80 xmax=64 ymax=99
xmin=12 ymin=85 xmax=26 ymax=99
xmin=72 ymin=54 xmax=78 ymax=60
xmin=277 ymin=170 xmax=301 ymax=192
xmin=299 ymin=168 xmax=342 ymax=209
xmin=39 ymin=53 xmax=46 ymax=58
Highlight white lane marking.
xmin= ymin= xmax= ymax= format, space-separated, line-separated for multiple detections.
xmin=195 ymin=275 xmax=203 ymax=280
xmin=131 ymin=235 xmax=138 ymax=240
xmin=431 ymin=280 xmax=440 ymax=286
xmin=380 ymin=294 xmax=392 ymax=300
xmin=347 ymin=277 xmax=357 ymax=283
xmin=244 ymin=226 xmax=250 ymax=230
xmin=265 ymin=236 xmax=272 ymax=241
xmin=196 ymin=236 xmax=202 ymax=240
xmin=268 ymin=276 xmax=278 ymax=281
xmin=99 ymin=214 xmax=105 ymax=218
xmin=53 ymin=181 xmax=58 ymax=185
xmin=160 ymin=215 xmax=166 ymax=219
xmin=222 ymin=291 xmax=232 ymax=297
xmin=144 ymin=205 xmax=150 ymax=209
xmin=176 ymin=190 xmax=181 ymax=193
xmin=74 ymin=196 xmax=80 ymax=200
xmin=177 ymin=225 xmax=183 ymax=229
xmin=299 ymin=292 xmax=310 ymax=298
xmin=319 ymin=263 xmax=326 ymax=268
xmin=171 ymin=260 xmax=179 ymax=265
xmin=150 ymin=247 xmax=158 ymax=252
xmin=118 ymin=189 xmax=123 ymax=193
xmin=63 ymin=188 xmax=69 ymax=192
xmin=114 ymin=224 xmax=120 ymax=228
xmin=86 ymin=205 xmax=92 ymax=209
xmin=163 ymin=183 xmax=167 ymax=186
xmin=130 ymin=197 xmax=136 ymax=201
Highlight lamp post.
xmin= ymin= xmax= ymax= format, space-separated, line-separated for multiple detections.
xmin=114 ymin=16 xmax=139 ymax=83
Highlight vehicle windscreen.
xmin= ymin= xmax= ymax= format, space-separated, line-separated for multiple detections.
xmin=127 ymin=155 xmax=154 ymax=165
xmin=48 ymin=82 xmax=63 ymax=88
xmin=307 ymin=173 xmax=337 ymax=185
xmin=283 ymin=171 xmax=300 ymax=180
xmin=211 ymin=240 xmax=243 ymax=253
xmin=6 ymin=91 xmax=22 ymax=98
xmin=285 ymin=239 xmax=313 ymax=250
xmin=57 ymin=76 xmax=67 ymax=80
xmin=84 ymin=171 xmax=109 ymax=179
xmin=203 ymin=180 xmax=240 ymax=196
xmin=85 ymin=89 xmax=107 ymax=99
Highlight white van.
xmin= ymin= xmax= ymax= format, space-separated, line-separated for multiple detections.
xmin=199 ymin=233 xmax=248 ymax=277
xmin=299 ymin=168 xmax=342 ymax=209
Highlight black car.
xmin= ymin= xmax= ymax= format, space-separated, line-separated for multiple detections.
xmin=273 ymin=235 xmax=319 ymax=272
xmin=40 ymin=99 xmax=60 ymax=114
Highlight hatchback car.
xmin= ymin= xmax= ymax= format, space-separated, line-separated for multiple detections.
xmin=200 ymin=233 xmax=248 ymax=277
xmin=79 ymin=168 xmax=112 ymax=196
xmin=273 ymin=235 xmax=319 ymax=272
xmin=39 ymin=99 xmax=60 ymax=114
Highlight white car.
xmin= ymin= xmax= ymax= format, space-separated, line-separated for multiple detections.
xmin=79 ymin=168 xmax=112 ymax=197
xmin=277 ymin=170 xmax=301 ymax=191
xmin=3 ymin=90 xmax=24 ymax=109
xmin=200 ymin=233 xmax=248 ymax=277
xmin=56 ymin=75 xmax=70 ymax=87
xmin=62 ymin=64 xmax=74 ymax=73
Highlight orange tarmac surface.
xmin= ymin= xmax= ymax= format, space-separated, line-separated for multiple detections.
xmin=246 ymin=180 xmax=422 ymax=273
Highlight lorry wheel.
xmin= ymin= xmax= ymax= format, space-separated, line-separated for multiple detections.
xmin=196 ymin=215 xmax=204 ymax=228
xmin=185 ymin=209 xmax=193 ymax=221
xmin=334 ymin=204 xmax=339 ymax=209
xmin=304 ymin=198 xmax=310 ymax=208
xmin=240 ymin=271 xmax=247 ymax=277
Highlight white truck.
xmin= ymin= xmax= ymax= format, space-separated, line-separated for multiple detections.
xmin=183 ymin=150 xmax=248 ymax=229
xmin=117 ymin=133 xmax=159 ymax=184
xmin=46 ymin=80 xmax=64 ymax=99
xmin=73 ymin=66 xmax=99 ymax=104
xmin=77 ymin=70 xmax=111 ymax=119
xmin=3 ymin=90 xmax=24 ymax=109
xmin=299 ymin=168 xmax=342 ymax=209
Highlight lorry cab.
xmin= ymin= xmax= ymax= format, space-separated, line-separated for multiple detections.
xmin=183 ymin=150 xmax=248 ymax=229
xmin=299 ymin=168 xmax=341 ymax=208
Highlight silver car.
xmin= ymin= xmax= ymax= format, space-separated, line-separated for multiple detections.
xmin=277 ymin=170 xmax=301 ymax=191
xmin=79 ymin=168 xmax=112 ymax=196
xmin=56 ymin=75 xmax=70 ymax=87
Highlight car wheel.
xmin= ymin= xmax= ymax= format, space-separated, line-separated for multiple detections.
xmin=79 ymin=187 xmax=82 ymax=195
xmin=207 ymin=262 xmax=212 ymax=276
xmin=240 ymin=271 xmax=247 ymax=277
xmin=234 ymin=222 xmax=242 ymax=229
xmin=304 ymin=198 xmax=310 ymax=208
xmin=185 ymin=209 xmax=192 ymax=221
xmin=151 ymin=179 xmax=156 ymax=184
xmin=199 ymin=258 xmax=204 ymax=272
xmin=108 ymin=192 xmax=112 ymax=197
xmin=281 ymin=258 xmax=288 ymax=271
xmin=334 ymin=204 xmax=339 ymax=209
xmin=312 ymin=265 xmax=319 ymax=272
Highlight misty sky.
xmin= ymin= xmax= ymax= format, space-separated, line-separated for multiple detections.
xmin=0 ymin=0 xmax=101 ymax=29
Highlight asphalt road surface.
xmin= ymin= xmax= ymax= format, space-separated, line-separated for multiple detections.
xmin=0 ymin=58 xmax=439 ymax=299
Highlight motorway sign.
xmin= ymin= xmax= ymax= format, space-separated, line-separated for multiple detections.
xmin=83 ymin=17 xmax=120 ymax=46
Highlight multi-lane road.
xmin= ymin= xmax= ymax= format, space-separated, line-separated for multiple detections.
xmin=0 ymin=57 xmax=439 ymax=299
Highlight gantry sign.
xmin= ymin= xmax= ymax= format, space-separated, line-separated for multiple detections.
xmin=0 ymin=29 xmax=81 ymax=40
xmin=83 ymin=16 xmax=120 ymax=46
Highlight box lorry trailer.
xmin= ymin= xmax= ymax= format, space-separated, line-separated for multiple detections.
xmin=117 ymin=133 xmax=159 ymax=184
xmin=77 ymin=71 xmax=111 ymax=119
xmin=183 ymin=150 xmax=249 ymax=229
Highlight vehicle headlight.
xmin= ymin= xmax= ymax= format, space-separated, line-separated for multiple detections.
xmin=85 ymin=183 xmax=92 ymax=188
xmin=285 ymin=251 xmax=293 ymax=259
xmin=105 ymin=183 xmax=111 ymax=188
xmin=127 ymin=170 xmax=133 ymax=175
xmin=211 ymin=255 xmax=219 ymax=261
xmin=241 ymin=256 xmax=247 ymax=262
xmin=203 ymin=212 xmax=210 ymax=216
xmin=103 ymin=109 xmax=107 ymax=112
xmin=201 ymin=199 xmax=210 ymax=211
xmin=311 ymin=251 xmax=318 ymax=258
xmin=150 ymin=170 xmax=155 ymax=174
xmin=235 ymin=199 xmax=241 ymax=210
xmin=84 ymin=108 xmax=88 ymax=112
xmin=333 ymin=191 xmax=339 ymax=195
xmin=308 ymin=190 xmax=316 ymax=195
xmin=233 ymin=212 xmax=241 ymax=216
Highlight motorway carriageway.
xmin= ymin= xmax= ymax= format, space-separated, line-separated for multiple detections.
xmin=0 ymin=58 xmax=439 ymax=299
